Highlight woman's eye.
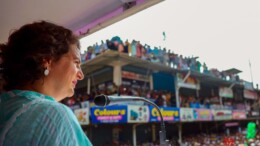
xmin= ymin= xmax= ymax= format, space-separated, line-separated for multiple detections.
xmin=74 ymin=61 xmax=80 ymax=67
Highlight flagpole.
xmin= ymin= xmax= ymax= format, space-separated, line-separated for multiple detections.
xmin=249 ymin=59 xmax=254 ymax=88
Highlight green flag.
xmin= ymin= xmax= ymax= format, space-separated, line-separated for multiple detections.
xmin=162 ymin=31 xmax=166 ymax=41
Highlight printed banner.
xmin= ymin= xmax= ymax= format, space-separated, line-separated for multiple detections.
xmin=74 ymin=108 xmax=90 ymax=125
xmin=194 ymin=109 xmax=212 ymax=121
xmin=127 ymin=105 xmax=149 ymax=123
xmin=91 ymin=105 xmax=127 ymax=124
xmin=244 ymin=89 xmax=258 ymax=100
xmin=213 ymin=109 xmax=232 ymax=120
xmin=80 ymin=101 xmax=89 ymax=108
xmin=180 ymin=108 xmax=194 ymax=121
xmin=219 ymin=87 xmax=233 ymax=98
xmin=232 ymin=110 xmax=247 ymax=119
xmin=149 ymin=106 xmax=180 ymax=122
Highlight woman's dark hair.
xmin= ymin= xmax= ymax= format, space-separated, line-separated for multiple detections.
xmin=1 ymin=21 xmax=80 ymax=90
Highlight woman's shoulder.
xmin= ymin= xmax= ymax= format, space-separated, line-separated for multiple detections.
xmin=3 ymin=99 xmax=92 ymax=146
xmin=32 ymin=99 xmax=73 ymax=117
xmin=29 ymin=100 xmax=93 ymax=145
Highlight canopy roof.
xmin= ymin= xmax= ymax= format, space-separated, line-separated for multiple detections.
xmin=222 ymin=68 xmax=242 ymax=75
xmin=0 ymin=0 xmax=163 ymax=42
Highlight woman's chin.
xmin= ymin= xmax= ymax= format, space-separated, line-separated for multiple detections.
xmin=68 ymin=89 xmax=75 ymax=97
xmin=61 ymin=90 xmax=74 ymax=99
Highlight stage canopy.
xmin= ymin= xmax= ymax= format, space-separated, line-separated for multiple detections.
xmin=0 ymin=0 xmax=163 ymax=42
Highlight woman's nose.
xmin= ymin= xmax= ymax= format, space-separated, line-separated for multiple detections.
xmin=77 ymin=69 xmax=84 ymax=80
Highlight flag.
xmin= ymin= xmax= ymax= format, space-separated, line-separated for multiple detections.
xmin=162 ymin=31 xmax=166 ymax=41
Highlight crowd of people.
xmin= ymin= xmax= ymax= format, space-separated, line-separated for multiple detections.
xmin=181 ymin=133 xmax=260 ymax=146
xmin=61 ymin=83 xmax=175 ymax=108
xmin=101 ymin=132 xmax=260 ymax=146
xmin=61 ymin=82 xmax=250 ymax=111
xmin=81 ymin=36 xmax=240 ymax=82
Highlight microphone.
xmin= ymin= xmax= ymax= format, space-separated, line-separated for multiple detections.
xmin=94 ymin=94 xmax=170 ymax=146
xmin=94 ymin=94 xmax=144 ymax=106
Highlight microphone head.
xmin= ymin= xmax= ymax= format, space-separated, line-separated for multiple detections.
xmin=94 ymin=94 xmax=109 ymax=106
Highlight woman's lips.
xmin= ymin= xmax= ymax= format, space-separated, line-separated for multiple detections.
xmin=72 ymin=81 xmax=77 ymax=86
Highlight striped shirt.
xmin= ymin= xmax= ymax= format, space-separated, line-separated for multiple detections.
xmin=0 ymin=90 xmax=92 ymax=146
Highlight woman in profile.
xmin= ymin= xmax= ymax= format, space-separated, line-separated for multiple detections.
xmin=0 ymin=21 xmax=92 ymax=146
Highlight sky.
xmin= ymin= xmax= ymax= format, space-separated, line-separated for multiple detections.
xmin=80 ymin=0 xmax=260 ymax=87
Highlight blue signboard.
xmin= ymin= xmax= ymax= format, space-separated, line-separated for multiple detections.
xmin=90 ymin=105 xmax=127 ymax=124
xmin=149 ymin=106 xmax=180 ymax=122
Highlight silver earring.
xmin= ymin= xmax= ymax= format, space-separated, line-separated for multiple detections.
xmin=44 ymin=68 xmax=49 ymax=76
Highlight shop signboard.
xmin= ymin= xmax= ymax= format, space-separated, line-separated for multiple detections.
xmin=74 ymin=108 xmax=90 ymax=125
xmin=251 ymin=111 xmax=260 ymax=117
xmin=149 ymin=106 xmax=180 ymax=122
xmin=219 ymin=87 xmax=233 ymax=98
xmin=213 ymin=109 xmax=232 ymax=120
xmin=247 ymin=111 xmax=260 ymax=117
xmin=234 ymin=104 xmax=246 ymax=110
xmin=127 ymin=105 xmax=149 ymax=123
xmin=97 ymin=80 xmax=113 ymax=90
xmin=244 ymin=89 xmax=258 ymax=100
xmin=194 ymin=109 xmax=212 ymax=121
xmin=243 ymin=81 xmax=254 ymax=90
xmin=122 ymin=78 xmax=150 ymax=90
xmin=180 ymin=108 xmax=194 ymax=121
xmin=91 ymin=105 xmax=127 ymax=124
xmin=225 ymin=122 xmax=239 ymax=127
xmin=122 ymin=71 xmax=149 ymax=81
xmin=232 ymin=110 xmax=247 ymax=119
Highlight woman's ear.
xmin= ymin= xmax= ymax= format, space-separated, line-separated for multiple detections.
xmin=42 ymin=58 xmax=52 ymax=70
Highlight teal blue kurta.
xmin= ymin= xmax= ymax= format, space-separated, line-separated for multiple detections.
xmin=0 ymin=90 xmax=92 ymax=146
